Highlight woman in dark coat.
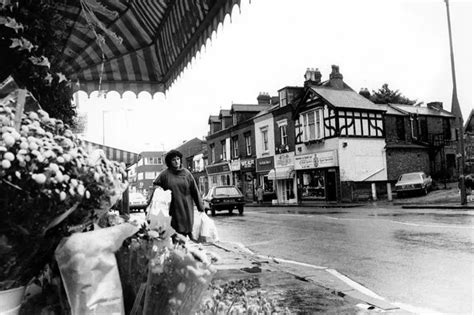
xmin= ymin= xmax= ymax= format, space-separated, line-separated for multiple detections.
xmin=153 ymin=150 xmax=204 ymax=238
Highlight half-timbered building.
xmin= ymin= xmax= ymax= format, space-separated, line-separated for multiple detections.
xmin=293 ymin=66 xmax=387 ymax=202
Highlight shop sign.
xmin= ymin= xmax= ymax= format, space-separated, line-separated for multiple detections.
xmin=294 ymin=150 xmax=337 ymax=170
xmin=230 ymin=159 xmax=241 ymax=171
xmin=206 ymin=162 xmax=230 ymax=175
xmin=256 ymin=156 xmax=274 ymax=172
xmin=275 ymin=152 xmax=294 ymax=168
xmin=240 ymin=158 xmax=255 ymax=171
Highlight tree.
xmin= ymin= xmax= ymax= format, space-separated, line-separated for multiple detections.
xmin=371 ymin=83 xmax=418 ymax=105
xmin=0 ymin=1 xmax=77 ymax=126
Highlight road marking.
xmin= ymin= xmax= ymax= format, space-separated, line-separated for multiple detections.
xmin=319 ymin=215 xmax=474 ymax=230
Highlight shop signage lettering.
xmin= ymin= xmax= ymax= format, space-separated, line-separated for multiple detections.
xmin=206 ymin=162 xmax=230 ymax=175
xmin=294 ymin=151 xmax=337 ymax=170
xmin=275 ymin=152 xmax=294 ymax=168
xmin=240 ymin=158 xmax=255 ymax=170
xmin=256 ymin=156 xmax=274 ymax=172
xmin=230 ymin=159 xmax=241 ymax=171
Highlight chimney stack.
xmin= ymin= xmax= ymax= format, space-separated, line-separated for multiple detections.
xmin=304 ymin=68 xmax=322 ymax=87
xmin=359 ymin=87 xmax=371 ymax=99
xmin=257 ymin=92 xmax=271 ymax=105
xmin=427 ymin=101 xmax=443 ymax=111
xmin=329 ymin=65 xmax=344 ymax=89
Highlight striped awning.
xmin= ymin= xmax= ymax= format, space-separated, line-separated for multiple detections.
xmin=81 ymin=140 xmax=140 ymax=166
xmin=47 ymin=0 xmax=243 ymax=95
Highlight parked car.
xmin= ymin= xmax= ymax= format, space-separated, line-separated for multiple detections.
xmin=395 ymin=172 xmax=432 ymax=197
xmin=203 ymin=186 xmax=245 ymax=216
xmin=129 ymin=192 xmax=148 ymax=212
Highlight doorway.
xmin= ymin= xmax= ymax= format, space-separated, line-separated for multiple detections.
xmin=326 ymin=170 xmax=337 ymax=201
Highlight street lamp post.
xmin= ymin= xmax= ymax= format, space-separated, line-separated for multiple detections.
xmin=444 ymin=0 xmax=467 ymax=205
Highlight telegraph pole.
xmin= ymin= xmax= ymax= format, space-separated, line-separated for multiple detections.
xmin=445 ymin=0 xmax=467 ymax=205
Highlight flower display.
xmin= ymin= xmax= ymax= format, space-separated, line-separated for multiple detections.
xmin=0 ymin=100 xmax=127 ymax=290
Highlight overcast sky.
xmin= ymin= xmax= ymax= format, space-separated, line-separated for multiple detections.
xmin=78 ymin=0 xmax=472 ymax=153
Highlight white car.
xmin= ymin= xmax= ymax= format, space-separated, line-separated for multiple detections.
xmin=395 ymin=172 xmax=432 ymax=197
xmin=129 ymin=192 xmax=148 ymax=211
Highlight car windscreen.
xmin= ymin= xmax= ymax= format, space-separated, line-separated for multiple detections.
xmin=130 ymin=193 xmax=146 ymax=201
xmin=214 ymin=187 xmax=240 ymax=196
xmin=399 ymin=174 xmax=421 ymax=182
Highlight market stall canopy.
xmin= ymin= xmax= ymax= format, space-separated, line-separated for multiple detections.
xmin=82 ymin=139 xmax=139 ymax=166
xmin=54 ymin=0 xmax=243 ymax=96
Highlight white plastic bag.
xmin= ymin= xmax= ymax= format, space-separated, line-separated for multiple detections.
xmin=192 ymin=210 xmax=203 ymax=240
xmin=55 ymin=223 xmax=139 ymax=315
xmin=198 ymin=213 xmax=219 ymax=243
xmin=146 ymin=187 xmax=172 ymax=231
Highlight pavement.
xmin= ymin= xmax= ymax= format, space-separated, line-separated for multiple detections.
xmin=246 ymin=181 xmax=474 ymax=210
xmin=202 ymin=240 xmax=411 ymax=314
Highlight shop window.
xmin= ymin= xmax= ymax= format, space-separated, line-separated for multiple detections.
xmin=299 ymin=170 xmax=325 ymax=200
xmin=263 ymin=175 xmax=273 ymax=192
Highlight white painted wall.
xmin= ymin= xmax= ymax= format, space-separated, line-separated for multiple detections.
xmin=338 ymin=138 xmax=387 ymax=181
xmin=254 ymin=114 xmax=275 ymax=158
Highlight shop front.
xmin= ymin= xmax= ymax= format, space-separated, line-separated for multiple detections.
xmin=268 ymin=152 xmax=296 ymax=204
xmin=206 ymin=161 xmax=231 ymax=188
xmin=240 ymin=158 xmax=256 ymax=201
xmin=294 ymin=150 xmax=339 ymax=202
xmin=230 ymin=159 xmax=241 ymax=188
xmin=256 ymin=156 xmax=275 ymax=201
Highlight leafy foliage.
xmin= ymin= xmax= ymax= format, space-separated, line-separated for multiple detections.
xmin=371 ymin=83 xmax=418 ymax=105
xmin=0 ymin=0 xmax=77 ymax=125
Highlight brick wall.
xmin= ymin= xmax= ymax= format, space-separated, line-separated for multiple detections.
xmin=386 ymin=148 xmax=430 ymax=181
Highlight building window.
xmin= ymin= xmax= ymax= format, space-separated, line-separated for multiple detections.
xmin=138 ymin=172 xmax=144 ymax=180
xmin=442 ymin=118 xmax=451 ymax=140
xmin=279 ymin=90 xmax=287 ymax=107
xmin=210 ymin=144 xmax=215 ymax=163
xmin=232 ymin=136 xmax=239 ymax=158
xmin=244 ymin=133 xmax=252 ymax=156
xmin=396 ymin=116 xmax=405 ymax=140
xmin=301 ymin=109 xmax=324 ymax=141
xmin=145 ymin=157 xmax=162 ymax=165
xmin=280 ymin=124 xmax=288 ymax=146
xmin=261 ymin=127 xmax=268 ymax=152
xmin=221 ymin=140 xmax=227 ymax=160
xmin=145 ymin=172 xmax=155 ymax=179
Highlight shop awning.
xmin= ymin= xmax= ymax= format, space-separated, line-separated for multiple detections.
xmin=268 ymin=167 xmax=295 ymax=180
xmin=42 ymin=0 xmax=245 ymax=95
xmin=81 ymin=140 xmax=140 ymax=166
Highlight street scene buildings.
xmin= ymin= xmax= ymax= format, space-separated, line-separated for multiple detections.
xmin=166 ymin=65 xmax=465 ymax=205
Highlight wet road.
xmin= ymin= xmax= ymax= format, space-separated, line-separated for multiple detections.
xmin=211 ymin=206 xmax=474 ymax=314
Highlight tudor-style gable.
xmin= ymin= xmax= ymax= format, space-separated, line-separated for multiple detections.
xmin=293 ymin=71 xmax=385 ymax=145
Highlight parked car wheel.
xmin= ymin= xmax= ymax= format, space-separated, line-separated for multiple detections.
xmin=238 ymin=206 xmax=244 ymax=215
xmin=211 ymin=207 xmax=216 ymax=216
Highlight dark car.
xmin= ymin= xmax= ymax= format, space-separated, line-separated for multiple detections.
xmin=203 ymin=186 xmax=245 ymax=216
